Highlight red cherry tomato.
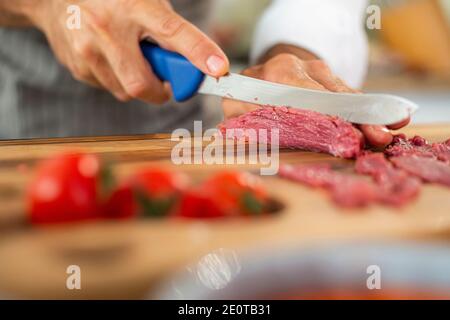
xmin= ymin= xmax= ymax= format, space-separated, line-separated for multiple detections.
xmin=177 ymin=187 xmax=225 ymax=219
xmin=102 ymin=182 xmax=136 ymax=220
xmin=176 ymin=171 xmax=268 ymax=219
xmin=203 ymin=171 xmax=268 ymax=216
xmin=28 ymin=152 xmax=103 ymax=224
xmin=103 ymin=167 xmax=188 ymax=219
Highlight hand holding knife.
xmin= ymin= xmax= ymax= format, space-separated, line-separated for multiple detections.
xmin=141 ymin=42 xmax=418 ymax=126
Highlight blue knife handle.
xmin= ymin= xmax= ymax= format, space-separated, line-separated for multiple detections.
xmin=140 ymin=42 xmax=205 ymax=102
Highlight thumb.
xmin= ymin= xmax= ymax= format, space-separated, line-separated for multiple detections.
xmin=139 ymin=6 xmax=229 ymax=77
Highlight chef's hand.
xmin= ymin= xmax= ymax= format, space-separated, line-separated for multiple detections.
xmin=222 ymin=45 xmax=409 ymax=148
xmin=31 ymin=0 xmax=229 ymax=103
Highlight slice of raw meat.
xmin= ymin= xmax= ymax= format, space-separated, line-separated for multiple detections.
xmin=391 ymin=156 xmax=450 ymax=187
xmin=218 ymin=107 xmax=363 ymax=159
xmin=385 ymin=134 xmax=450 ymax=163
xmin=355 ymin=153 xmax=422 ymax=206
xmin=385 ymin=135 xmax=433 ymax=158
xmin=279 ymin=164 xmax=379 ymax=208
xmin=432 ymin=139 xmax=450 ymax=163
xmin=279 ymin=153 xmax=422 ymax=208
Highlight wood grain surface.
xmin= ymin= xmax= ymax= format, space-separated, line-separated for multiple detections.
xmin=0 ymin=124 xmax=449 ymax=299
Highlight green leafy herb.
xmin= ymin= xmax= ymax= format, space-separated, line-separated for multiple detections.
xmin=241 ymin=192 xmax=264 ymax=215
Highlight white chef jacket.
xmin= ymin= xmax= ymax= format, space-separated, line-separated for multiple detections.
xmin=252 ymin=0 xmax=369 ymax=88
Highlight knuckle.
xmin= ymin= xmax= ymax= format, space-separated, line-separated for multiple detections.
xmin=72 ymin=71 xmax=83 ymax=81
xmin=242 ymin=69 xmax=254 ymax=77
xmin=242 ymin=67 xmax=258 ymax=77
xmin=265 ymin=53 xmax=300 ymax=72
xmin=124 ymin=81 xmax=149 ymax=99
xmin=73 ymin=40 xmax=95 ymax=60
xmin=71 ymin=66 xmax=90 ymax=81
xmin=158 ymin=14 xmax=186 ymax=38
xmin=90 ymin=15 xmax=110 ymax=34
xmin=308 ymin=59 xmax=329 ymax=71
xmin=84 ymin=9 xmax=110 ymax=33
xmin=153 ymin=95 xmax=169 ymax=105
xmin=186 ymin=37 xmax=209 ymax=59
xmin=273 ymin=53 xmax=299 ymax=64
xmin=115 ymin=92 xmax=131 ymax=102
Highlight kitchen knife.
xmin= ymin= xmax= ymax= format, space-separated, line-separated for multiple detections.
xmin=141 ymin=42 xmax=418 ymax=125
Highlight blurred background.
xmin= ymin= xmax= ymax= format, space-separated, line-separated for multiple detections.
xmin=207 ymin=0 xmax=450 ymax=125
xmin=1 ymin=0 xmax=450 ymax=301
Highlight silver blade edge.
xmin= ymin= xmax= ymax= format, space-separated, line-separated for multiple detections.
xmin=198 ymin=73 xmax=419 ymax=126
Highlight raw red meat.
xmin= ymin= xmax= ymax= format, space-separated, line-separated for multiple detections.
xmin=279 ymin=164 xmax=379 ymax=208
xmin=218 ymin=107 xmax=363 ymax=159
xmin=355 ymin=153 xmax=422 ymax=206
xmin=391 ymin=156 xmax=450 ymax=187
xmin=384 ymin=134 xmax=450 ymax=187
xmin=385 ymin=134 xmax=450 ymax=163
xmin=220 ymin=108 xmax=450 ymax=208
xmin=279 ymin=153 xmax=422 ymax=208
xmin=433 ymin=139 xmax=450 ymax=163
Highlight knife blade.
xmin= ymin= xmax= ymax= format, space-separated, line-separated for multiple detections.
xmin=198 ymin=73 xmax=418 ymax=125
xmin=141 ymin=42 xmax=419 ymax=126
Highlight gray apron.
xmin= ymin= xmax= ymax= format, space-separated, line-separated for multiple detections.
xmin=0 ymin=0 xmax=212 ymax=139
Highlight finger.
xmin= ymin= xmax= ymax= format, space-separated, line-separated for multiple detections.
xmin=334 ymin=77 xmax=360 ymax=93
xmin=305 ymin=60 xmax=357 ymax=93
xmin=359 ymin=125 xmax=393 ymax=148
xmin=263 ymin=54 xmax=328 ymax=91
xmin=138 ymin=5 xmax=229 ymax=77
xmin=70 ymin=61 xmax=102 ymax=88
xmin=282 ymin=70 xmax=328 ymax=91
xmin=102 ymin=41 xmax=170 ymax=104
xmin=66 ymin=34 xmax=104 ymax=89
xmin=222 ymin=99 xmax=260 ymax=119
xmin=242 ymin=65 xmax=263 ymax=78
xmin=55 ymin=47 xmax=99 ymax=87
xmin=387 ymin=117 xmax=411 ymax=130
xmin=89 ymin=53 xmax=131 ymax=102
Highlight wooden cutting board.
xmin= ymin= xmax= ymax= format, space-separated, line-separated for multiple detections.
xmin=0 ymin=124 xmax=449 ymax=299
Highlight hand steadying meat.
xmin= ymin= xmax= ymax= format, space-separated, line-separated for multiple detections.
xmin=222 ymin=44 xmax=410 ymax=148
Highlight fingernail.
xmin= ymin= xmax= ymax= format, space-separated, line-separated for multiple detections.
xmin=206 ymin=55 xmax=226 ymax=75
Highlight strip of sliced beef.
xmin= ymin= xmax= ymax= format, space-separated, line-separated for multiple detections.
xmin=279 ymin=153 xmax=422 ymax=208
xmin=385 ymin=134 xmax=450 ymax=187
xmin=218 ymin=107 xmax=363 ymax=159
xmin=433 ymin=139 xmax=450 ymax=163
xmin=355 ymin=153 xmax=422 ymax=206
xmin=391 ymin=156 xmax=450 ymax=187
xmin=279 ymin=164 xmax=379 ymax=208
xmin=385 ymin=134 xmax=450 ymax=163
